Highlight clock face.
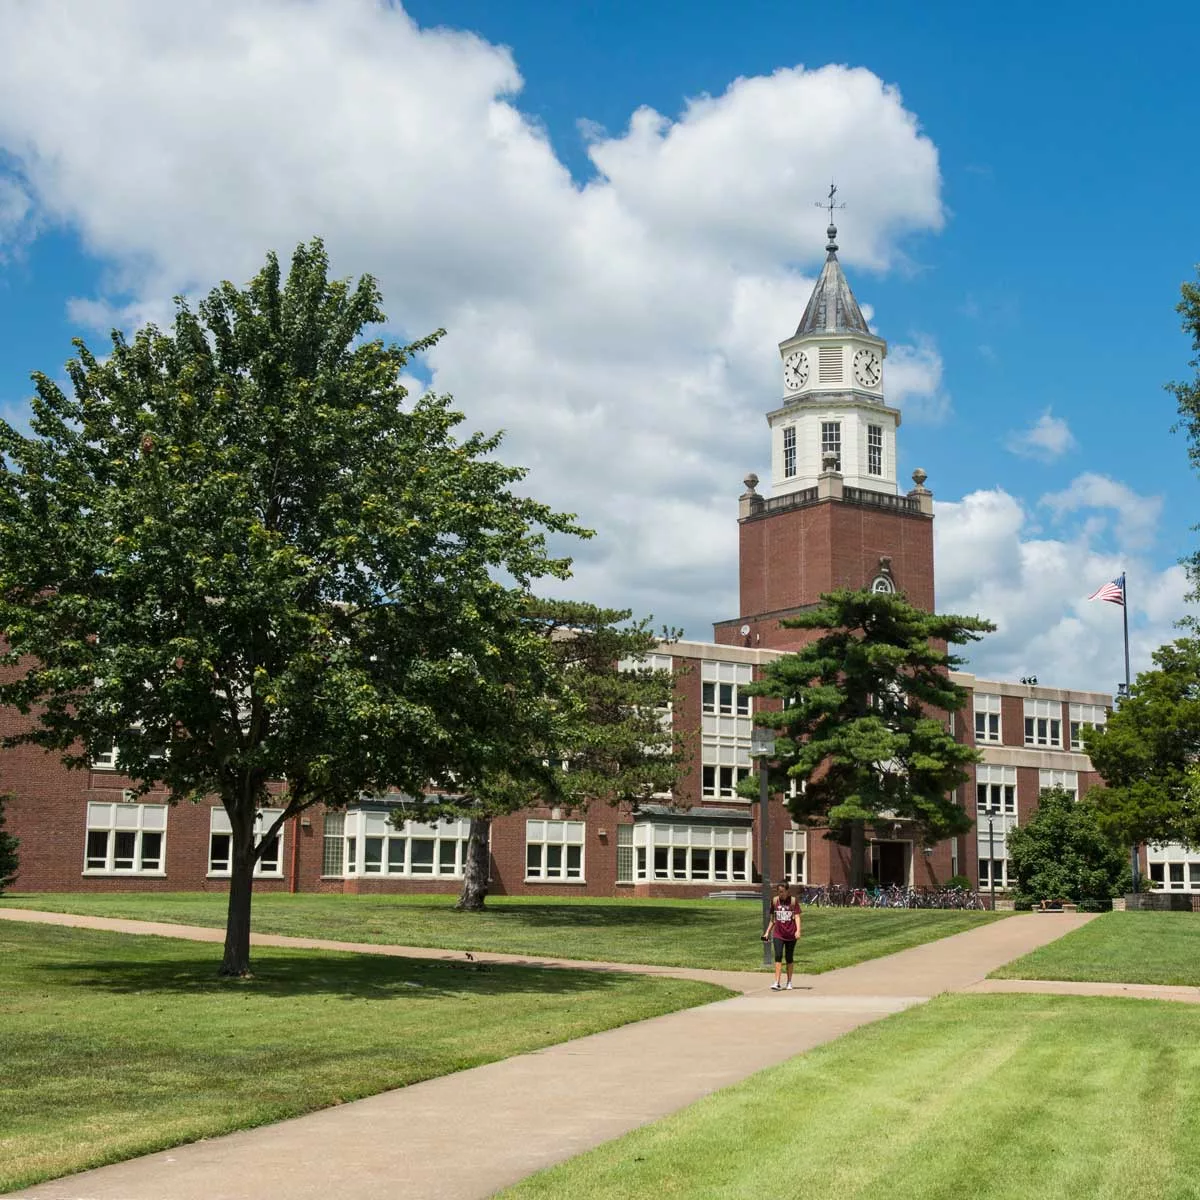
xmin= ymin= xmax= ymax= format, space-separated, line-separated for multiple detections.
xmin=853 ymin=348 xmax=882 ymax=389
xmin=872 ymin=575 xmax=895 ymax=594
xmin=783 ymin=350 xmax=809 ymax=391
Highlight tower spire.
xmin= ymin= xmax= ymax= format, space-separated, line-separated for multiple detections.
xmin=794 ymin=186 xmax=868 ymax=337
xmin=816 ymin=182 xmax=845 ymax=254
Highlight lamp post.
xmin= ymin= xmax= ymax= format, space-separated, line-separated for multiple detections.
xmin=986 ymin=804 xmax=1000 ymax=910
xmin=751 ymin=728 xmax=776 ymax=968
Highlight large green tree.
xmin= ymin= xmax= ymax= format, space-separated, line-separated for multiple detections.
xmin=1007 ymin=787 xmax=1129 ymax=911
xmin=745 ymin=589 xmax=994 ymax=886
xmin=413 ymin=599 xmax=683 ymax=911
xmin=1082 ymin=636 xmax=1200 ymax=849
xmin=0 ymin=240 xmax=585 ymax=975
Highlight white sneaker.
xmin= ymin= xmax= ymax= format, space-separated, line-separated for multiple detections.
xmin=770 ymin=982 xmax=782 ymax=990
xmin=786 ymin=982 xmax=794 ymax=990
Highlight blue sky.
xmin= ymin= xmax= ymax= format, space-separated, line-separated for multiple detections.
xmin=0 ymin=0 xmax=1197 ymax=691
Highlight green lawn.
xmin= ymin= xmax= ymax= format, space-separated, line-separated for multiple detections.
xmin=0 ymin=891 xmax=1007 ymax=972
xmin=502 ymin=994 xmax=1200 ymax=1200
xmin=0 ymin=922 xmax=726 ymax=1195
xmin=992 ymin=910 xmax=1200 ymax=986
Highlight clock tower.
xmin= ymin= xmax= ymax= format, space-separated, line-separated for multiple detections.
xmin=714 ymin=220 xmax=936 ymax=651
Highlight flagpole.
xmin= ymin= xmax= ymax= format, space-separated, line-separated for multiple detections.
xmin=1122 ymin=571 xmax=1138 ymax=893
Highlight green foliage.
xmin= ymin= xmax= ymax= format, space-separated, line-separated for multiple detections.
xmin=0 ymin=239 xmax=586 ymax=970
xmin=745 ymin=589 xmax=994 ymax=855
xmin=1169 ymin=267 xmax=1200 ymax=592
xmin=945 ymin=874 xmax=973 ymax=892
xmin=0 ymin=795 xmax=18 ymax=893
xmin=1082 ymin=637 xmax=1200 ymax=848
xmin=1007 ymin=788 xmax=1129 ymax=912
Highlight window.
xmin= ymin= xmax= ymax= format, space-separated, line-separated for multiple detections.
xmin=84 ymin=801 xmax=166 ymax=874
xmin=780 ymin=424 xmax=798 ymax=479
xmin=702 ymin=764 xmax=751 ymax=799
xmin=702 ymin=660 xmax=753 ymax=801
xmin=618 ymin=652 xmax=674 ymax=780
xmin=978 ymin=858 xmax=1014 ymax=889
xmin=1039 ymin=769 xmax=1078 ymax=800
xmin=1069 ymin=703 xmax=1106 ymax=750
xmin=818 ymin=346 xmax=842 ymax=383
xmin=338 ymin=812 xmax=469 ymax=878
xmin=820 ymin=421 xmax=841 ymax=472
xmin=1145 ymin=845 xmax=1200 ymax=891
xmin=208 ymin=807 xmax=285 ymax=877
xmin=91 ymin=746 xmax=119 ymax=771
xmin=1023 ymin=699 xmax=1062 ymax=748
xmin=973 ymin=693 xmax=1002 ymax=744
xmin=976 ymin=765 xmax=1016 ymax=814
xmin=867 ymin=424 xmax=883 ymax=476
xmin=525 ymin=819 xmax=585 ymax=881
xmin=633 ymin=822 xmax=751 ymax=883
xmin=785 ymin=828 xmax=807 ymax=884
xmin=322 ymin=811 xmax=345 ymax=876
xmin=616 ymin=823 xmax=634 ymax=884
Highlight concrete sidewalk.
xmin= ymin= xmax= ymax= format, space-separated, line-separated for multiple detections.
xmin=3 ymin=907 xmax=1096 ymax=1200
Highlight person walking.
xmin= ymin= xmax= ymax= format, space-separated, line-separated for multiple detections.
xmin=762 ymin=884 xmax=802 ymax=990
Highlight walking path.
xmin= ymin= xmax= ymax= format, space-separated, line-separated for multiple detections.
xmin=6 ymin=906 xmax=1186 ymax=1200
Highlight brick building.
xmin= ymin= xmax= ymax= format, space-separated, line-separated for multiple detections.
xmin=3 ymin=219 xmax=1145 ymax=900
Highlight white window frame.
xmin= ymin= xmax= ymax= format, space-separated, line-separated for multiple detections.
xmin=973 ymin=693 xmax=1002 ymax=744
xmin=702 ymin=763 xmax=751 ymax=800
xmin=1146 ymin=846 xmax=1200 ymax=892
xmin=632 ymin=822 xmax=751 ymax=884
xmin=341 ymin=811 xmax=470 ymax=879
xmin=979 ymin=857 xmax=1016 ymax=889
xmin=867 ymin=424 xmax=883 ymax=476
xmin=616 ymin=823 xmax=634 ymax=884
xmin=208 ymin=807 xmax=285 ymax=878
xmin=702 ymin=660 xmax=753 ymax=800
xmin=976 ymin=764 xmax=1017 ymax=814
xmin=784 ymin=828 xmax=807 ymax=885
xmin=1069 ymin=703 xmax=1106 ymax=750
xmin=783 ymin=425 xmax=797 ymax=479
xmin=1038 ymin=769 xmax=1078 ymax=800
xmin=84 ymin=801 xmax=167 ymax=875
xmin=525 ymin=819 xmax=585 ymax=882
xmin=1023 ymin=699 xmax=1063 ymax=748
xmin=820 ymin=420 xmax=842 ymax=472
xmin=322 ymin=811 xmax=345 ymax=877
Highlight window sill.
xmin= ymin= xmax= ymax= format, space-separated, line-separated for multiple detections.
xmin=524 ymin=877 xmax=587 ymax=885
xmin=82 ymin=869 xmax=166 ymax=877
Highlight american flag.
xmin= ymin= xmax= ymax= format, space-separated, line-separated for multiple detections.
xmin=1088 ymin=574 xmax=1125 ymax=606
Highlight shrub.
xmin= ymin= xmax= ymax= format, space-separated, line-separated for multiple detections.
xmin=0 ymin=795 xmax=18 ymax=893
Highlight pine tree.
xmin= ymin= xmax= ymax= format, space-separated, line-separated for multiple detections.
xmin=746 ymin=589 xmax=994 ymax=886
xmin=0 ymin=796 xmax=18 ymax=893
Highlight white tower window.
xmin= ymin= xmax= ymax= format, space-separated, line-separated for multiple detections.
xmin=782 ymin=426 xmax=796 ymax=478
xmin=818 ymin=346 xmax=843 ymax=383
xmin=821 ymin=422 xmax=841 ymax=472
xmin=867 ymin=425 xmax=883 ymax=476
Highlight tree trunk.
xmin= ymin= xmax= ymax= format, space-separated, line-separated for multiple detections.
xmin=220 ymin=809 xmax=256 ymax=977
xmin=455 ymin=817 xmax=491 ymax=912
xmin=849 ymin=820 xmax=866 ymax=888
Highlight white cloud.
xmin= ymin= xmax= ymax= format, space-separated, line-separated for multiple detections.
xmin=1005 ymin=409 xmax=1077 ymax=462
xmin=0 ymin=0 xmax=945 ymax=639
xmin=1040 ymin=472 xmax=1162 ymax=552
xmin=884 ymin=336 xmax=951 ymax=424
xmin=935 ymin=477 xmax=1193 ymax=693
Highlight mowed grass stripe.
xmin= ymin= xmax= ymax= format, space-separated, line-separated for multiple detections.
xmin=0 ymin=891 xmax=1008 ymax=972
xmin=993 ymin=911 xmax=1200 ymax=986
xmin=0 ymin=922 xmax=727 ymax=1194
xmin=502 ymin=995 xmax=1200 ymax=1200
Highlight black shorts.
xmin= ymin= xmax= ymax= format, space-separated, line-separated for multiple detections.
xmin=773 ymin=937 xmax=796 ymax=964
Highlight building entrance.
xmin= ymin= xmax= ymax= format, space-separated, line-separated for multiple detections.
xmin=871 ymin=841 xmax=909 ymax=887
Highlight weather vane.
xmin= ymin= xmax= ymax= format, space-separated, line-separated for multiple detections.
xmin=815 ymin=182 xmax=846 ymax=224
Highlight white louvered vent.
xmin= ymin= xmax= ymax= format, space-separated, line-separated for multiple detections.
xmin=818 ymin=346 xmax=843 ymax=383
